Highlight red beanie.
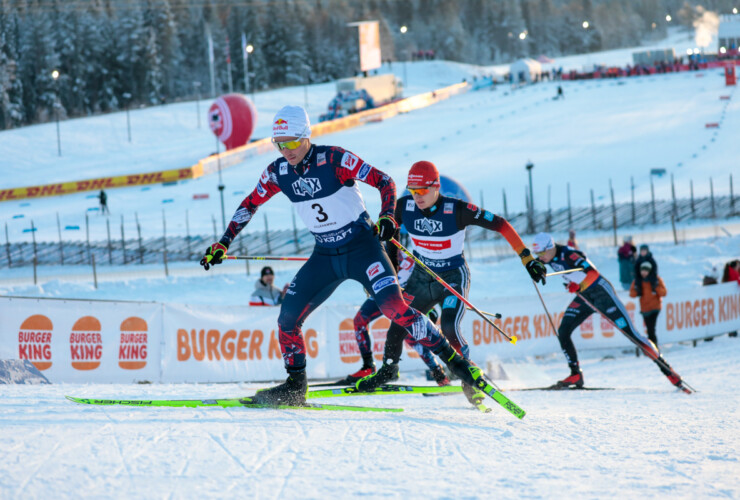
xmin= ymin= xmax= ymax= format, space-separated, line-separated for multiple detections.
xmin=407 ymin=161 xmax=440 ymax=187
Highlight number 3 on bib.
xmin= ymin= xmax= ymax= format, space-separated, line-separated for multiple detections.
xmin=312 ymin=203 xmax=328 ymax=222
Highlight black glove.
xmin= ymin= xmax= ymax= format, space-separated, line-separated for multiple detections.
xmin=526 ymin=259 xmax=547 ymax=284
xmin=200 ymin=242 xmax=228 ymax=271
xmin=520 ymin=248 xmax=547 ymax=284
xmin=375 ymin=215 xmax=397 ymax=242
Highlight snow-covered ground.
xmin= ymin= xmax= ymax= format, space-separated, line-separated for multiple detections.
xmin=1 ymin=27 xmax=739 ymax=499
xmin=1 ymin=336 xmax=737 ymax=499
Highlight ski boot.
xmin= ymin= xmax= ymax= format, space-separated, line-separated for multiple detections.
xmin=461 ymin=382 xmax=486 ymax=406
xmin=247 ymin=370 xmax=308 ymax=406
xmin=343 ymin=366 xmax=375 ymax=384
xmin=429 ymin=366 xmax=451 ymax=387
xmin=555 ymin=370 xmax=584 ymax=389
xmin=661 ymin=364 xmax=692 ymax=394
xmin=343 ymin=354 xmax=376 ymax=384
xmin=355 ymin=362 xmax=399 ymax=391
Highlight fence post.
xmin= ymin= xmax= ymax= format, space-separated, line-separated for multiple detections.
xmin=162 ymin=210 xmax=169 ymax=277
xmin=92 ymin=254 xmax=98 ymax=289
xmin=671 ymin=214 xmax=678 ymax=245
xmin=85 ymin=212 xmax=91 ymax=263
xmin=264 ymin=214 xmax=272 ymax=254
xmin=56 ymin=212 xmax=64 ymax=266
xmin=730 ymin=174 xmax=735 ymax=215
xmin=650 ymin=176 xmax=657 ymax=224
xmin=212 ymin=215 xmax=218 ymax=243
xmin=630 ymin=176 xmax=635 ymax=225
xmin=120 ymin=215 xmax=127 ymax=264
xmin=30 ymin=219 xmax=38 ymax=265
xmin=609 ymin=179 xmax=617 ymax=246
xmin=5 ymin=222 xmax=11 ymax=268
xmin=502 ymin=188 xmax=508 ymax=220
xmin=690 ymin=179 xmax=695 ymax=218
xmin=710 ymin=177 xmax=716 ymax=219
xmin=545 ymin=185 xmax=552 ymax=232
xmin=292 ymin=207 xmax=300 ymax=253
xmin=33 ymin=256 xmax=37 ymax=285
xmin=567 ymin=182 xmax=572 ymax=227
xmin=670 ymin=174 xmax=678 ymax=221
xmin=135 ymin=212 xmax=144 ymax=264
xmin=590 ymin=189 xmax=597 ymax=228
xmin=185 ymin=209 xmax=192 ymax=260
xmin=480 ymin=190 xmax=487 ymax=240
xmin=106 ymin=218 xmax=112 ymax=265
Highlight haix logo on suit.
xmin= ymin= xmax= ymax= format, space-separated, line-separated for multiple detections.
xmin=413 ymin=218 xmax=443 ymax=235
xmin=291 ymin=178 xmax=322 ymax=197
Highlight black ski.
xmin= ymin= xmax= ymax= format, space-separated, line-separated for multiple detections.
xmin=508 ymin=385 xmax=615 ymax=391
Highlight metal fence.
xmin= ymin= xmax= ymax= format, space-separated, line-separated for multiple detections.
xmin=2 ymin=188 xmax=737 ymax=272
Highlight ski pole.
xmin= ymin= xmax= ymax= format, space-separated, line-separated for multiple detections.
xmin=546 ymin=267 xmax=583 ymax=277
xmin=576 ymin=291 xmax=696 ymax=393
xmin=467 ymin=308 xmax=502 ymax=319
xmin=223 ymin=255 xmax=309 ymax=262
xmin=531 ymin=281 xmax=560 ymax=339
xmin=390 ymin=238 xmax=517 ymax=344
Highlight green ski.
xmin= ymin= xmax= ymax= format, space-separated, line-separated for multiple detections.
xmin=468 ymin=367 xmax=527 ymax=419
xmin=65 ymin=396 xmax=401 ymax=413
xmin=307 ymin=384 xmax=462 ymax=399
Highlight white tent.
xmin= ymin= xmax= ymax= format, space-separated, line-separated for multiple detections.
xmin=509 ymin=58 xmax=542 ymax=83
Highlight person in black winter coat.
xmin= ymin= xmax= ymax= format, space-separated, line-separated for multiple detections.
xmin=633 ymin=244 xmax=658 ymax=296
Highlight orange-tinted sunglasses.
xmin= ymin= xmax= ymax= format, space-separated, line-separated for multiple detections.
xmin=407 ymin=187 xmax=431 ymax=196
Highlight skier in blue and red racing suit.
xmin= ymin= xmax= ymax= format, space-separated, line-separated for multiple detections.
xmin=200 ymin=105 xmax=506 ymax=406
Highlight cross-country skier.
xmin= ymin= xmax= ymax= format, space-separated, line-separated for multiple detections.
xmin=356 ymin=161 xmax=547 ymax=407
xmin=200 ymin=106 xmax=503 ymax=405
xmin=531 ymin=232 xmax=688 ymax=392
xmin=345 ymin=252 xmax=450 ymax=386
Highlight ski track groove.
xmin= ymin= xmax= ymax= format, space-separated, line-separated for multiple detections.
xmin=206 ymin=430 xmax=252 ymax=477
xmin=106 ymin=422 xmax=135 ymax=489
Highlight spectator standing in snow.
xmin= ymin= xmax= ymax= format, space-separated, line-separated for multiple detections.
xmin=633 ymin=244 xmax=658 ymax=296
xmin=567 ymin=229 xmax=579 ymax=249
xmin=630 ymin=261 xmax=667 ymax=346
xmin=249 ymin=266 xmax=288 ymax=306
xmin=98 ymin=190 xmax=109 ymax=215
xmin=617 ymin=236 xmax=636 ymax=290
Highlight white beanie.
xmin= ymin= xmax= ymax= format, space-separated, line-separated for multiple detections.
xmin=272 ymin=105 xmax=312 ymax=139
xmin=532 ymin=232 xmax=555 ymax=253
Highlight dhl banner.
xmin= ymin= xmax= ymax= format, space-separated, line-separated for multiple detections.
xmin=1 ymin=283 xmax=738 ymax=383
xmin=0 ymin=82 xmax=470 ymax=202
xmin=0 ymin=168 xmax=193 ymax=202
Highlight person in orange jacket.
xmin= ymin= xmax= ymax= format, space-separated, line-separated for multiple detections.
xmin=630 ymin=261 xmax=667 ymax=346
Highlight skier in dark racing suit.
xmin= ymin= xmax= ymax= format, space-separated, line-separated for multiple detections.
xmin=531 ymin=232 xmax=688 ymax=392
xmin=356 ymin=161 xmax=547 ymax=407
xmin=200 ymin=106 xmax=507 ymax=405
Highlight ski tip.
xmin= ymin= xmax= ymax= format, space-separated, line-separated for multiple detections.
xmin=65 ymin=396 xmax=84 ymax=404
xmin=510 ymin=336 xmax=518 ymax=345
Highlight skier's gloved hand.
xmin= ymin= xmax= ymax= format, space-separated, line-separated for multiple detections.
xmin=520 ymin=248 xmax=547 ymax=284
xmin=567 ymin=281 xmax=581 ymax=293
xmin=200 ymin=242 xmax=228 ymax=270
xmin=374 ymin=215 xmax=397 ymax=242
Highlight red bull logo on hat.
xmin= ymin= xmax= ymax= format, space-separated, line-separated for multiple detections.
xmin=273 ymin=119 xmax=289 ymax=134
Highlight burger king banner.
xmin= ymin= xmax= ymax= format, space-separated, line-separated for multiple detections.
xmin=1 ymin=297 xmax=161 ymax=383
xmin=1 ymin=283 xmax=738 ymax=383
